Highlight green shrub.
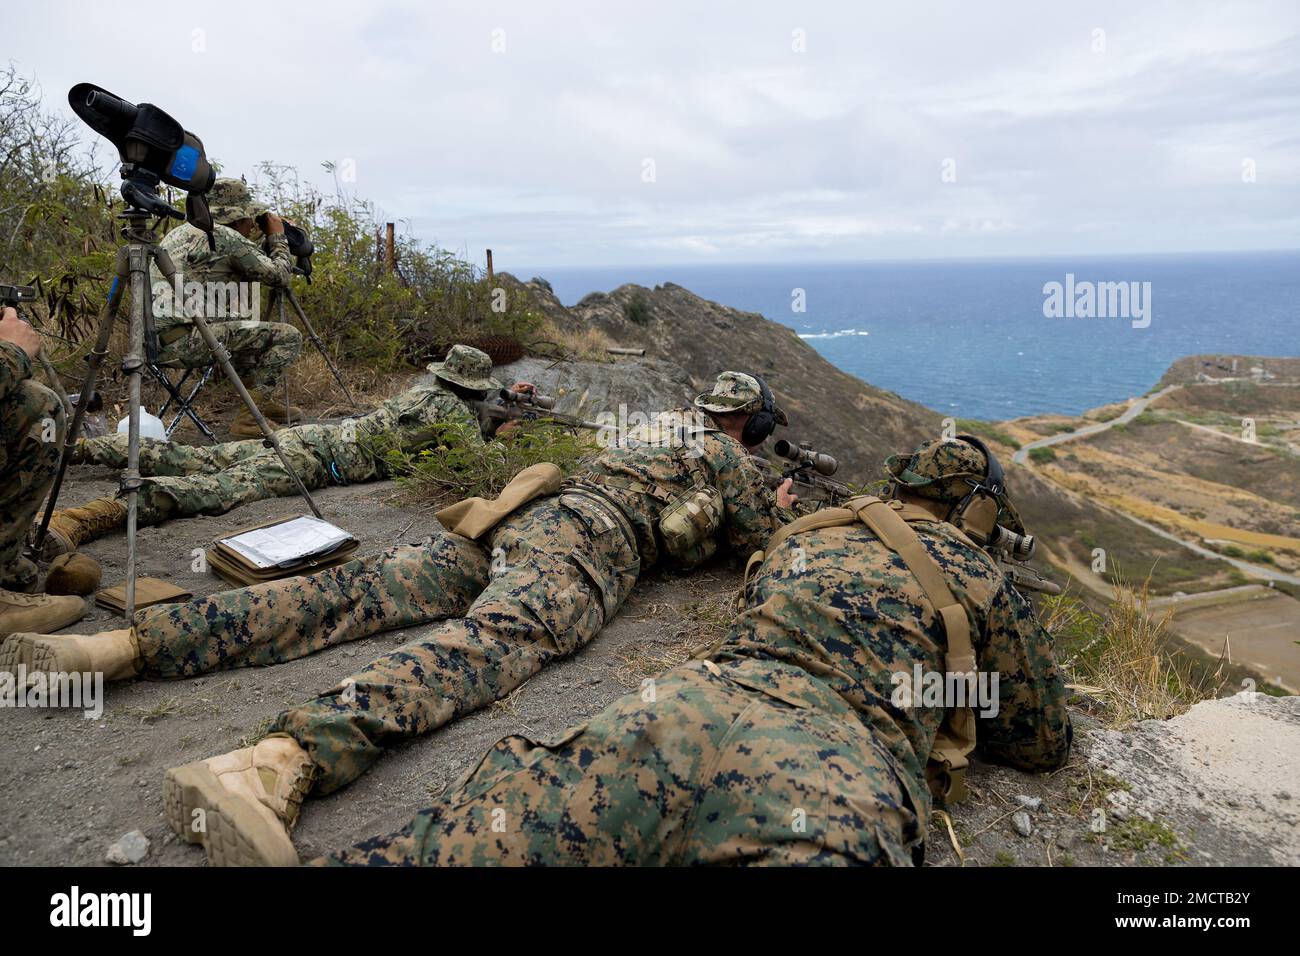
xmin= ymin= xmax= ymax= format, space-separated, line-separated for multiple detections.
xmin=1028 ymin=446 xmax=1057 ymax=464
xmin=623 ymin=292 xmax=650 ymax=325
xmin=955 ymin=419 xmax=1021 ymax=449
xmin=377 ymin=418 xmax=596 ymax=506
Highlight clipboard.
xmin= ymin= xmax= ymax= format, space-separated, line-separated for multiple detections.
xmin=206 ymin=515 xmax=359 ymax=586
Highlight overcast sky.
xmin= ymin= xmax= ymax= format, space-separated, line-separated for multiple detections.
xmin=10 ymin=1 xmax=1299 ymax=269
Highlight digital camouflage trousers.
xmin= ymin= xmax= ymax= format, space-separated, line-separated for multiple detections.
xmin=79 ymin=423 xmax=381 ymax=526
xmin=319 ymin=658 xmax=924 ymax=866
xmin=134 ymin=492 xmax=640 ymax=794
xmin=155 ymin=320 xmax=302 ymax=390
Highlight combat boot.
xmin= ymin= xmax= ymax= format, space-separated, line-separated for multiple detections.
xmin=0 ymin=589 xmax=87 ymax=639
xmin=39 ymin=497 xmax=127 ymax=558
xmin=0 ymin=627 xmax=138 ymax=681
xmin=164 ymin=734 xmax=315 ymax=867
xmin=229 ymin=389 xmax=304 ymax=439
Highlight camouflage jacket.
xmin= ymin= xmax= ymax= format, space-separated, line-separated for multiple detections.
xmin=0 ymin=341 xmax=35 ymax=472
xmin=716 ymin=515 xmax=1072 ymax=823
xmin=149 ymin=222 xmax=293 ymax=330
xmin=286 ymin=382 xmax=485 ymax=483
xmin=357 ymin=382 xmax=484 ymax=447
xmin=572 ymin=410 xmax=791 ymax=570
xmin=0 ymin=341 xmax=32 ymax=401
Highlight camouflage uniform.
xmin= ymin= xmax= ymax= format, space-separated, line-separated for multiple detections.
xmin=273 ymin=414 xmax=786 ymax=794
xmin=76 ymin=381 xmax=481 ymax=526
xmin=132 ymin=397 xmax=786 ymax=801
xmin=149 ymin=178 xmax=300 ymax=389
xmin=0 ymin=343 xmax=64 ymax=591
xmin=321 ymin=439 xmax=1070 ymax=866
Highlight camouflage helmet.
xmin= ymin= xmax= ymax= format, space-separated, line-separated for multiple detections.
xmin=694 ymin=371 xmax=788 ymax=425
xmin=207 ymin=178 xmax=268 ymax=226
xmin=427 ymin=344 xmax=501 ymax=392
xmin=883 ymin=438 xmax=989 ymax=502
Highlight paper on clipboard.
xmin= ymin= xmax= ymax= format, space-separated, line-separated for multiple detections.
xmin=220 ymin=517 xmax=354 ymax=569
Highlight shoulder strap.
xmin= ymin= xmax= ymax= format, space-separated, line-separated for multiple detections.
xmin=747 ymin=494 xmax=978 ymax=803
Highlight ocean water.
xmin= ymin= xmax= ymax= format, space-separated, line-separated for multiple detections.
xmin=524 ymin=253 xmax=1300 ymax=420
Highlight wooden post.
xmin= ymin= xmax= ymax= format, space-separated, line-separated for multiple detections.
xmin=385 ymin=222 xmax=395 ymax=275
xmin=486 ymin=249 xmax=494 ymax=285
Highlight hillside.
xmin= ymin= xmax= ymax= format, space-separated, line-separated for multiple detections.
xmin=508 ymin=275 xmax=941 ymax=479
xmin=995 ymin=354 xmax=1300 ymax=694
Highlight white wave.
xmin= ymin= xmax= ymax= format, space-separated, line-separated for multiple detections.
xmin=799 ymin=328 xmax=871 ymax=340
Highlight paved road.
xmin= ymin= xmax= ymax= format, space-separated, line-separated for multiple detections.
xmin=1013 ymin=382 xmax=1300 ymax=586
xmin=1011 ymin=385 xmax=1180 ymax=465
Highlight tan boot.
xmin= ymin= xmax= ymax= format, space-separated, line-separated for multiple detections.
xmin=39 ymin=497 xmax=127 ymax=558
xmin=227 ymin=406 xmax=265 ymax=440
xmin=0 ymin=589 xmax=87 ymax=639
xmin=164 ymin=734 xmax=315 ymax=867
xmin=229 ymin=389 xmax=303 ymax=439
xmin=0 ymin=627 xmax=139 ymax=681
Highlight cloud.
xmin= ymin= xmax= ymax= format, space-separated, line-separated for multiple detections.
xmin=9 ymin=0 xmax=1298 ymax=267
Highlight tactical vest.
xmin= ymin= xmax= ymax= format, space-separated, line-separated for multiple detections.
xmin=744 ymin=494 xmax=979 ymax=803
xmin=577 ymin=422 xmax=725 ymax=566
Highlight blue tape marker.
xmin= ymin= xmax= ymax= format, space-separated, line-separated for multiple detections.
xmin=169 ymin=144 xmax=200 ymax=182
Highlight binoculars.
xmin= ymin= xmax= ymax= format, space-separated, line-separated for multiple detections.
xmin=773 ymin=439 xmax=839 ymax=477
xmin=0 ymin=284 xmax=37 ymax=307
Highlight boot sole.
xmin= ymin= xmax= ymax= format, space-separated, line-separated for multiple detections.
xmin=164 ymin=763 xmax=299 ymax=867
xmin=0 ymin=631 xmax=92 ymax=677
xmin=38 ymin=528 xmax=78 ymax=560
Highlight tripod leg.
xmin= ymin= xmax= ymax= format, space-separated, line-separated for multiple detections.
xmin=285 ymin=289 xmax=357 ymax=407
xmin=36 ymin=350 xmax=74 ymax=419
xmin=150 ymin=248 xmax=323 ymax=519
xmin=276 ymin=292 xmax=293 ymax=426
xmin=32 ymin=246 xmax=130 ymax=553
xmin=122 ymin=246 xmax=153 ymax=618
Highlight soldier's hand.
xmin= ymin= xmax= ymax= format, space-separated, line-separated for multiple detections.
xmin=0 ymin=307 xmax=41 ymax=359
xmin=495 ymin=419 xmax=521 ymax=440
xmin=509 ymin=381 xmax=536 ymax=397
xmin=776 ymin=477 xmax=798 ymax=509
xmin=260 ymin=211 xmax=285 ymax=236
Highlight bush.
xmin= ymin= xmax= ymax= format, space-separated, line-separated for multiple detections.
xmin=378 ymin=418 xmax=596 ymax=507
xmin=955 ymin=419 xmax=1021 ymax=449
xmin=1028 ymin=446 xmax=1057 ymax=464
xmin=623 ymin=291 xmax=650 ymax=325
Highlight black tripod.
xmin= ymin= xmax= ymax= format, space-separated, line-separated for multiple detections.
xmin=268 ymin=284 xmax=357 ymax=409
xmin=33 ymin=201 xmax=322 ymax=619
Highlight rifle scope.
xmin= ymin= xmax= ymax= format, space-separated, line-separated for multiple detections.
xmin=988 ymin=525 xmax=1035 ymax=561
xmin=773 ymin=439 xmax=839 ymax=477
xmin=499 ymin=388 xmax=556 ymax=410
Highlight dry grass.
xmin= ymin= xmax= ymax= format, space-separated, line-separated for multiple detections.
xmin=1055 ymin=580 xmax=1226 ymax=726
xmin=283 ymin=350 xmax=414 ymax=418
xmin=613 ymin=639 xmax=699 ymax=689
xmin=612 ymin=595 xmax=737 ymax=688
xmin=527 ymin=317 xmax=618 ymax=363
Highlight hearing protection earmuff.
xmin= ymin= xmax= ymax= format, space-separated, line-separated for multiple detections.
xmin=949 ymin=434 xmax=1007 ymax=545
xmin=741 ymin=374 xmax=778 ymax=447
